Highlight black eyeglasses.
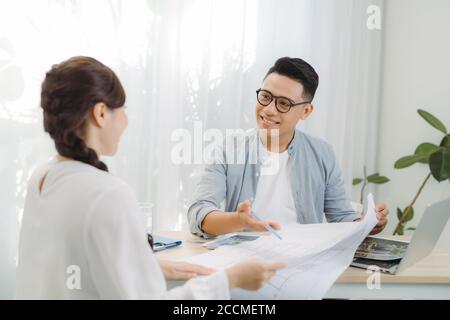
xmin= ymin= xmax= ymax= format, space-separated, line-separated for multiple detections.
xmin=256 ymin=89 xmax=311 ymax=113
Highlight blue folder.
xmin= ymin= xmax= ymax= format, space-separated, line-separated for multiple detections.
xmin=152 ymin=235 xmax=182 ymax=252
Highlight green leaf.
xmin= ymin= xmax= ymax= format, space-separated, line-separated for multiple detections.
xmin=418 ymin=109 xmax=447 ymax=134
xmin=406 ymin=227 xmax=416 ymax=231
xmin=394 ymin=154 xmax=428 ymax=169
xmin=414 ymin=143 xmax=441 ymax=164
xmin=429 ymin=149 xmax=450 ymax=182
xmin=367 ymin=175 xmax=390 ymax=184
xmin=367 ymin=173 xmax=380 ymax=179
xmin=352 ymin=178 xmax=363 ymax=186
xmin=397 ymin=224 xmax=404 ymax=236
xmin=397 ymin=206 xmax=414 ymax=225
xmin=402 ymin=206 xmax=414 ymax=223
xmin=397 ymin=207 xmax=402 ymax=220
xmin=440 ymin=135 xmax=450 ymax=148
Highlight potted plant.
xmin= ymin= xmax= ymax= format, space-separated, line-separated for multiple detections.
xmin=353 ymin=167 xmax=390 ymax=214
xmin=393 ymin=109 xmax=450 ymax=235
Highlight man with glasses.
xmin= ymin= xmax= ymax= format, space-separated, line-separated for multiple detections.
xmin=187 ymin=57 xmax=389 ymax=238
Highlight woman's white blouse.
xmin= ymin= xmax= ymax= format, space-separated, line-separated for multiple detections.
xmin=15 ymin=160 xmax=230 ymax=300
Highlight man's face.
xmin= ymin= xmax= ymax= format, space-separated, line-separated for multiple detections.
xmin=255 ymin=72 xmax=314 ymax=138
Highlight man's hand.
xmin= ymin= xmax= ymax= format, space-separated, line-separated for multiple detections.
xmin=157 ymin=259 xmax=216 ymax=280
xmin=370 ymin=203 xmax=389 ymax=235
xmin=236 ymin=200 xmax=281 ymax=232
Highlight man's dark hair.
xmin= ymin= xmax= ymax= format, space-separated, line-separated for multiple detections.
xmin=265 ymin=57 xmax=319 ymax=100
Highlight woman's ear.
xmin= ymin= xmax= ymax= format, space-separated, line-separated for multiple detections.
xmin=91 ymin=102 xmax=108 ymax=128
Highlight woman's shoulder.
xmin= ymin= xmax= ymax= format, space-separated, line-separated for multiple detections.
xmin=33 ymin=158 xmax=133 ymax=197
xmin=65 ymin=160 xmax=133 ymax=193
xmin=60 ymin=161 xmax=139 ymax=221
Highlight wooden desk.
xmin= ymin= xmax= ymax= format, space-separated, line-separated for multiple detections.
xmin=155 ymin=231 xmax=450 ymax=299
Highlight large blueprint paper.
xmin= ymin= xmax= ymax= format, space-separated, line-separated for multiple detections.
xmin=183 ymin=194 xmax=379 ymax=299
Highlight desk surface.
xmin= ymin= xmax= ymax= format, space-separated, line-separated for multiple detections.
xmin=155 ymin=230 xmax=450 ymax=285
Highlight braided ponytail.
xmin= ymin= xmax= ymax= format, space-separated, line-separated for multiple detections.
xmin=58 ymin=128 xmax=108 ymax=172
xmin=41 ymin=56 xmax=126 ymax=171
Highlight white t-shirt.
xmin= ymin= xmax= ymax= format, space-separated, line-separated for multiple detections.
xmin=252 ymin=143 xmax=297 ymax=225
xmin=15 ymin=159 xmax=229 ymax=300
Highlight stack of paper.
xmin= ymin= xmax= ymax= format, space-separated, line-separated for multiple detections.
xmin=181 ymin=194 xmax=379 ymax=299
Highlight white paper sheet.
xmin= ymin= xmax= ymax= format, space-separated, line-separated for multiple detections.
xmin=182 ymin=194 xmax=379 ymax=299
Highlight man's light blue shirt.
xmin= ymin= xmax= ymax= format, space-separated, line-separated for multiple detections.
xmin=187 ymin=128 xmax=358 ymax=238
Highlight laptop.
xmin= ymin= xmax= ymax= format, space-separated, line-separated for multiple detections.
xmin=351 ymin=197 xmax=450 ymax=274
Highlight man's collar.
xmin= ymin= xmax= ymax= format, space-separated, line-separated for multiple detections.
xmin=253 ymin=129 xmax=301 ymax=162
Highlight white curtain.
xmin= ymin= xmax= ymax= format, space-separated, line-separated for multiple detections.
xmin=0 ymin=0 xmax=383 ymax=298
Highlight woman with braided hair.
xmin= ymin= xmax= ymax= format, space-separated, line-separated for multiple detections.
xmin=14 ymin=56 xmax=284 ymax=299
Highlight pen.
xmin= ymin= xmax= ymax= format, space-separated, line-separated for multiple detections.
xmin=251 ymin=211 xmax=283 ymax=240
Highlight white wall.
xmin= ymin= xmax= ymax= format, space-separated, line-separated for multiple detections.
xmin=377 ymin=0 xmax=450 ymax=252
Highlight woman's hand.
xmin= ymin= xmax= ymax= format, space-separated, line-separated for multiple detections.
xmin=225 ymin=259 xmax=285 ymax=290
xmin=157 ymin=259 xmax=216 ymax=280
